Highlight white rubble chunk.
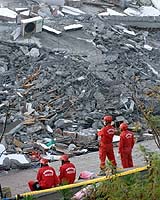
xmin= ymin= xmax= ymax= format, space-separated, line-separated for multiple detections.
xmin=0 ymin=154 xmax=29 ymax=165
xmin=124 ymin=7 xmax=141 ymax=16
xmin=0 ymin=144 xmax=6 ymax=154
xmin=151 ymin=0 xmax=160 ymax=10
xmin=98 ymin=8 xmax=126 ymax=16
xmin=0 ymin=8 xmax=17 ymax=19
xmin=19 ymin=10 xmax=30 ymax=16
xmin=10 ymin=27 xmax=21 ymax=41
xmin=124 ymin=6 xmax=160 ymax=16
xmin=27 ymin=48 xmax=40 ymax=57
xmin=62 ymin=5 xmax=85 ymax=15
xmin=46 ymin=125 xmax=53 ymax=133
xmin=144 ymin=44 xmax=153 ymax=51
xmin=15 ymin=8 xmax=29 ymax=13
xmin=113 ymin=135 xmax=120 ymax=143
xmin=140 ymin=6 xmax=160 ymax=16
xmin=64 ymin=23 xmax=83 ymax=31
xmin=25 ymin=102 xmax=35 ymax=115
xmin=123 ymin=28 xmax=136 ymax=36
xmin=43 ymin=25 xmax=62 ymax=35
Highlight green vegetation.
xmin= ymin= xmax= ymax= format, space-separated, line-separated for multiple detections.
xmin=59 ymin=184 xmax=73 ymax=200
xmin=21 ymin=195 xmax=36 ymax=200
xmin=86 ymin=150 xmax=160 ymax=200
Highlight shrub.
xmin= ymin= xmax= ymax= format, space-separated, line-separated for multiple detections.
xmin=87 ymin=152 xmax=160 ymax=200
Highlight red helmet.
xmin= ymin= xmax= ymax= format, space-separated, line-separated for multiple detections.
xmin=60 ymin=154 xmax=69 ymax=162
xmin=103 ymin=115 xmax=112 ymax=122
xmin=120 ymin=123 xmax=128 ymax=130
xmin=40 ymin=158 xmax=49 ymax=165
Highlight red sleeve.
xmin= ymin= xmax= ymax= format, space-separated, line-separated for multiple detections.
xmin=98 ymin=127 xmax=105 ymax=136
xmin=118 ymin=134 xmax=124 ymax=153
xmin=58 ymin=166 xmax=64 ymax=183
xmin=54 ymin=171 xmax=60 ymax=186
xmin=37 ymin=168 xmax=42 ymax=182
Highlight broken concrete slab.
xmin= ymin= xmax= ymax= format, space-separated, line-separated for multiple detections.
xmin=62 ymin=5 xmax=85 ymax=15
xmin=64 ymin=23 xmax=83 ymax=31
xmin=100 ymin=14 xmax=160 ymax=28
xmin=66 ymin=0 xmax=82 ymax=8
xmin=10 ymin=26 xmax=21 ymax=41
xmin=152 ymin=0 xmax=160 ymax=10
xmin=37 ymin=0 xmax=65 ymax=7
xmin=15 ymin=8 xmax=29 ymax=13
xmin=43 ymin=25 xmax=62 ymax=35
xmin=0 ymin=8 xmax=17 ymax=21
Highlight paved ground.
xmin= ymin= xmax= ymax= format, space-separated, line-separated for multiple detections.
xmin=0 ymin=139 xmax=159 ymax=197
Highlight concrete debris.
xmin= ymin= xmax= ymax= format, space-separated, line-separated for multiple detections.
xmin=66 ymin=0 xmax=82 ymax=8
xmin=10 ymin=26 xmax=21 ymax=40
xmin=0 ymin=8 xmax=17 ymax=21
xmin=62 ymin=5 xmax=85 ymax=15
xmin=144 ymin=44 xmax=152 ymax=51
xmin=26 ymin=48 xmax=40 ymax=57
xmin=151 ymin=0 xmax=160 ymax=10
xmin=64 ymin=23 xmax=83 ymax=31
xmin=124 ymin=5 xmax=160 ymax=17
xmin=98 ymin=8 xmax=126 ymax=16
xmin=43 ymin=25 xmax=62 ymax=35
xmin=37 ymin=0 xmax=65 ymax=7
xmin=14 ymin=8 xmax=29 ymax=13
xmin=138 ymin=0 xmax=152 ymax=6
xmin=139 ymin=6 xmax=160 ymax=16
xmin=0 ymin=0 xmax=159 ymax=172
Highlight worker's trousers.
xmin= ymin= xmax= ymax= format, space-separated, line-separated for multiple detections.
xmin=28 ymin=180 xmax=41 ymax=191
xmin=120 ymin=151 xmax=133 ymax=168
xmin=99 ymin=143 xmax=117 ymax=169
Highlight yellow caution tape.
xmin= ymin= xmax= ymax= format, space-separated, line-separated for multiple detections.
xmin=21 ymin=165 xmax=149 ymax=197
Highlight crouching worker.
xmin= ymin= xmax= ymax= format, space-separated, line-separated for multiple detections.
xmin=28 ymin=158 xmax=59 ymax=191
xmin=59 ymin=154 xmax=76 ymax=185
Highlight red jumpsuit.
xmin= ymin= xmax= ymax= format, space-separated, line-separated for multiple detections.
xmin=28 ymin=165 xmax=59 ymax=191
xmin=59 ymin=162 xmax=76 ymax=184
xmin=119 ymin=130 xmax=135 ymax=168
xmin=98 ymin=125 xmax=117 ymax=169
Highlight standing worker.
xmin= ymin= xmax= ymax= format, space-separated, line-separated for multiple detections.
xmin=59 ymin=154 xmax=76 ymax=185
xmin=118 ymin=122 xmax=135 ymax=168
xmin=28 ymin=158 xmax=59 ymax=191
xmin=97 ymin=115 xmax=117 ymax=173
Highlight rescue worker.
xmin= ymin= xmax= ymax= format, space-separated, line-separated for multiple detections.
xmin=97 ymin=115 xmax=117 ymax=172
xmin=28 ymin=158 xmax=59 ymax=191
xmin=118 ymin=122 xmax=135 ymax=168
xmin=59 ymin=154 xmax=76 ymax=185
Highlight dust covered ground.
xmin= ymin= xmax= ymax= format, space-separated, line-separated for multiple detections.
xmin=0 ymin=138 xmax=159 ymax=197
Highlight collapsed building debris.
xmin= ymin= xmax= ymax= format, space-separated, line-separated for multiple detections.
xmin=0 ymin=0 xmax=158 ymax=171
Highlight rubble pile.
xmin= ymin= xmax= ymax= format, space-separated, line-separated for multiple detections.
xmin=0 ymin=0 xmax=159 ymax=170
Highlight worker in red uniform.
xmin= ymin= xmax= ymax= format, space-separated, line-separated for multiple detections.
xmin=119 ymin=122 xmax=135 ymax=168
xmin=28 ymin=158 xmax=59 ymax=191
xmin=97 ymin=115 xmax=117 ymax=172
xmin=59 ymin=154 xmax=76 ymax=185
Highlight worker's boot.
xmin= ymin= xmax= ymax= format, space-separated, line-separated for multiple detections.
xmin=97 ymin=166 xmax=106 ymax=176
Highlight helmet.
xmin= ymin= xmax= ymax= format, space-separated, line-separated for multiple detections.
xmin=40 ymin=158 xmax=49 ymax=165
xmin=103 ymin=115 xmax=112 ymax=122
xmin=120 ymin=123 xmax=128 ymax=131
xmin=60 ymin=154 xmax=69 ymax=162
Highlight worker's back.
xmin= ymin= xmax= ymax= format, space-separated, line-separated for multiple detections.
xmin=59 ymin=162 xmax=76 ymax=184
xmin=37 ymin=165 xmax=59 ymax=189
